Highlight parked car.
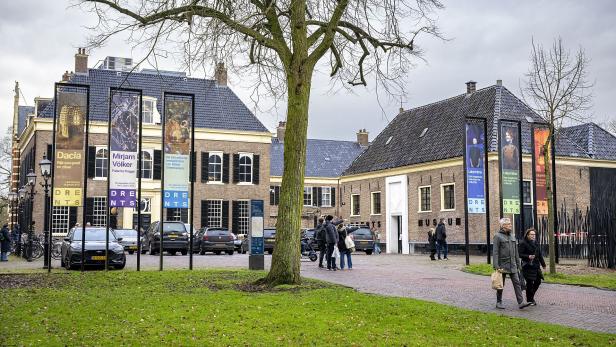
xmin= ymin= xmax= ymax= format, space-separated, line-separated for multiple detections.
xmin=352 ymin=227 xmax=375 ymax=255
xmin=60 ymin=227 xmax=126 ymax=270
xmin=264 ymin=228 xmax=276 ymax=254
xmin=197 ymin=228 xmax=235 ymax=255
xmin=141 ymin=221 xmax=189 ymax=255
xmin=114 ymin=229 xmax=139 ymax=254
xmin=233 ymin=233 xmax=249 ymax=254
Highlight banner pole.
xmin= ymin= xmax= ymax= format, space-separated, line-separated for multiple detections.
xmin=497 ymin=120 xmax=504 ymax=219
xmin=160 ymin=93 xmax=166 ymax=271
xmin=189 ymin=95 xmax=195 ymax=270
xmin=81 ymin=86 xmax=91 ymax=272
xmin=463 ymin=120 xmax=470 ymax=266
xmin=517 ymin=120 xmax=524 ymax=240
xmin=49 ymin=84 xmax=59 ymax=273
xmin=105 ymin=89 xmax=112 ymax=271
xmin=137 ymin=90 xmax=143 ymax=272
xmin=483 ymin=118 xmax=491 ymax=264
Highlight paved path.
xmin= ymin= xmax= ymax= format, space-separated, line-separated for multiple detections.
xmin=2 ymin=253 xmax=615 ymax=334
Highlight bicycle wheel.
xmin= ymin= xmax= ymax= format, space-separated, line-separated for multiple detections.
xmin=32 ymin=242 xmax=44 ymax=259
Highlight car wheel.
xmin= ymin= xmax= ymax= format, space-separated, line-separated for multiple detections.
xmin=168 ymin=251 xmax=176 ymax=256
xmin=181 ymin=250 xmax=188 ymax=256
xmin=64 ymin=256 xmax=72 ymax=270
xmin=227 ymin=250 xmax=234 ymax=255
xmin=149 ymin=243 xmax=156 ymax=255
xmin=214 ymin=251 xmax=221 ymax=255
xmin=128 ymin=251 xmax=134 ymax=255
xmin=199 ymin=246 xmax=205 ymax=255
xmin=365 ymin=250 xmax=373 ymax=255
xmin=140 ymin=246 xmax=147 ymax=255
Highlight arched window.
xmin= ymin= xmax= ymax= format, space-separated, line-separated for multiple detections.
xmin=208 ymin=153 xmax=222 ymax=182
xmin=95 ymin=147 xmax=108 ymax=178
xmin=239 ymin=154 xmax=252 ymax=183
xmin=141 ymin=150 xmax=153 ymax=179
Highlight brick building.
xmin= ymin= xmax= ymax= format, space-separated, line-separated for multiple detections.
xmin=339 ymin=81 xmax=616 ymax=254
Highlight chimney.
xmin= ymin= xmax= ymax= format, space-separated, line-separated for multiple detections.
xmin=496 ymin=79 xmax=502 ymax=86
xmin=357 ymin=129 xmax=369 ymax=147
xmin=75 ymin=48 xmax=88 ymax=74
xmin=62 ymin=71 xmax=71 ymax=82
xmin=466 ymin=81 xmax=476 ymax=94
xmin=276 ymin=121 xmax=286 ymax=143
xmin=399 ymin=107 xmax=404 ymax=114
xmin=214 ymin=62 xmax=227 ymax=86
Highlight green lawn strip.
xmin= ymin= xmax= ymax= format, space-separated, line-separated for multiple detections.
xmin=0 ymin=270 xmax=613 ymax=346
xmin=463 ymin=263 xmax=616 ymax=290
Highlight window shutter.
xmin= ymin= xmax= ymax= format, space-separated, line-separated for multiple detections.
xmin=312 ymin=187 xmax=319 ymax=206
xmin=201 ymin=152 xmax=209 ymax=182
xmin=275 ymin=186 xmax=280 ymax=205
xmin=85 ymin=197 xmax=94 ymax=225
xmin=252 ymin=154 xmax=260 ymax=184
xmin=153 ymin=150 xmax=162 ymax=180
xmin=190 ymin=151 xmax=196 ymax=183
xmin=47 ymin=144 xmax=53 ymax=162
xmin=69 ymin=207 xmax=78 ymax=229
xmin=317 ymin=187 xmax=323 ymax=207
xmin=232 ymin=200 xmax=239 ymax=233
xmin=87 ymin=146 xmax=96 ymax=178
xmin=181 ymin=208 xmax=189 ymax=223
xmin=331 ymin=187 xmax=336 ymax=206
xmin=222 ymin=153 xmax=230 ymax=183
xmin=201 ymin=200 xmax=209 ymax=228
xmin=269 ymin=186 xmax=275 ymax=205
xmin=222 ymin=201 xmax=229 ymax=229
xmin=232 ymin=154 xmax=240 ymax=183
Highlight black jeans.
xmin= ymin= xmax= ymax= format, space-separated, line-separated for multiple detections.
xmin=318 ymin=243 xmax=326 ymax=266
xmin=326 ymin=243 xmax=336 ymax=269
xmin=525 ymin=277 xmax=541 ymax=302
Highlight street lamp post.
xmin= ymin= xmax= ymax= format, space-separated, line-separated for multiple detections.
xmin=39 ymin=155 xmax=52 ymax=270
xmin=18 ymin=187 xmax=26 ymax=257
xmin=8 ymin=192 xmax=17 ymax=254
xmin=25 ymin=170 xmax=37 ymax=262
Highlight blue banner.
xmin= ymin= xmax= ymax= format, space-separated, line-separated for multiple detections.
xmin=466 ymin=122 xmax=486 ymax=213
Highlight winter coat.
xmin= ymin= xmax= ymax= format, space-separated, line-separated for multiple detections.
xmin=427 ymin=232 xmax=436 ymax=251
xmin=337 ymin=226 xmax=359 ymax=252
xmin=518 ymin=239 xmax=546 ymax=281
xmin=1 ymin=226 xmax=11 ymax=252
xmin=492 ymin=229 xmax=520 ymax=274
xmin=315 ymin=223 xmax=327 ymax=246
xmin=435 ymin=223 xmax=447 ymax=241
xmin=324 ymin=221 xmax=339 ymax=244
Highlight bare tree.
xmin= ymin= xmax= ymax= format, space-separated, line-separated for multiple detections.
xmin=522 ymin=37 xmax=592 ymax=274
xmin=607 ymin=119 xmax=616 ymax=136
xmin=80 ymin=0 xmax=443 ymax=285
xmin=0 ymin=127 xmax=12 ymax=224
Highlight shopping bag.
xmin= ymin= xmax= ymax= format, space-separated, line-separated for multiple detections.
xmin=491 ymin=270 xmax=503 ymax=290
xmin=344 ymin=235 xmax=355 ymax=249
xmin=332 ymin=245 xmax=340 ymax=258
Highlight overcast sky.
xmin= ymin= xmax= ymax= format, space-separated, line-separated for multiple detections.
xmin=1 ymin=1 xmax=614 ymax=142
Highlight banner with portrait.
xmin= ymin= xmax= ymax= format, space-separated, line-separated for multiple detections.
xmin=53 ymin=89 xmax=87 ymax=206
xmin=533 ymin=127 xmax=549 ymax=215
xmin=163 ymin=96 xmax=192 ymax=209
xmin=465 ymin=121 xmax=486 ymax=213
xmin=499 ymin=122 xmax=521 ymax=215
xmin=109 ymin=92 xmax=139 ymax=208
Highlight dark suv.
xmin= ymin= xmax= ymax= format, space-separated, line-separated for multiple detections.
xmin=142 ymin=221 xmax=189 ymax=255
xmin=352 ymin=228 xmax=375 ymax=255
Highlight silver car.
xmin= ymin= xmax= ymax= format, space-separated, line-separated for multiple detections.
xmin=115 ymin=229 xmax=139 ymax=254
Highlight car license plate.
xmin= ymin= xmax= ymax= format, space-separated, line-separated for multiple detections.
xmin=168 ymin=235 xmax=177 ymax=238
xmin=91 ymin=256 xmax=106 ymax=260
xmin=128 ymin=246 xmax=137 ymax=250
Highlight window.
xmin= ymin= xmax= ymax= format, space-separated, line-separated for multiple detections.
xmin=208 ymin=200 xmax=223 ymax=228
xmin=142 ymin=98 xmax=157 ymax=124
xmin=303 ymin=187 xmax=313 ymax=206
xmin=239 ymin=153 xmax=252 ymax=183
xmin=95 ymin=147 xmax=108 ymax=179
xmin=523 ymin=180 xmax=533 ymax=205
xmin=371 ymin=192 xmax=381 ymax=215
xmin=208 ymin=153 xmax=223 ymax=182
xmin=167 ymin=208 xmax=183 ymax=222
xmin=141 ymin=150 xmax=153 ymax=179
xmin=92 ymin=197 xmax=107 ymax=227
xmin=351 ymin=194 xmax=360 ymax=216
xmin=237 ymin=200 xmax=249 ymax=234
xmin=52 ymin=206 xmax=70 ymax=234
xmin=321 ymin=187 xmax=331 ymax=207
xmin=441 ymin=183 xmax=455 ymax=211
xmin=134 ymin=197 xmax=151 ymax=213
xmin=418 ymin=186 xmax=431 ymax=212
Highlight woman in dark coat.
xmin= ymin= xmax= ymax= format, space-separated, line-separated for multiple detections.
xmin=427 ymin=228 xmax=436 ymax=261
xmin=337 ymin=224 xmax=358 ymax=270
xmin=518 ymin=228 xmax=546 ymax=306
xmin=1 ymin=224 xmax=11 ymax=261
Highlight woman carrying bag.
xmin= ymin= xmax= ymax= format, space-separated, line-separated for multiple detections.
xmin=337 ymin=224 xmax=359 ymax=270
xmin=519 ymin=228 xmax=546 ymax=306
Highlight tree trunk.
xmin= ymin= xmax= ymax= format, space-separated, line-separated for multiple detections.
xmin=263 ymin=67 xmax=312 ymax=286
xmin=543 ymin=131 xmax=556 ymax=274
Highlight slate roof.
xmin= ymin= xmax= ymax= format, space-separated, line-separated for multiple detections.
xmin=35 ymin=68 xmax=268 ymax=133
xmin=17 ymin=106 xmax=35 ymax=135
xmin=270 ymin=138 xmax=365 ymax=178
xmin=556 ymin=123 xmax=616 ymax=161
xmin=343 ymin=85 xmax=544 ymax=175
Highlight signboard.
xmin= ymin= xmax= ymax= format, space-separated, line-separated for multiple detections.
xmin=53 ymin=90 xmax=86 ymax=206
xmin=250 ymin=200 xmax=264 ymax=255
xmin=465 ymin=122 xmax=486 ymax=213
xmin=109 ymin=93 xmax=139 ymax=208
xmin=163 ymin=97 xmax=192 ymax=208
xmin=500 ymin=122 xmax=521 ymax=214
xmin=533 ymin=127 xmax=549 ymax=215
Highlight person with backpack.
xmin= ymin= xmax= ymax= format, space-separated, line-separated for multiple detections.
xmin=435 ymin=218 xmax=448 ymax=260
xmin=1 ymin=224 xmax=11 ymax=261
xmin=315 ymin=218 xmax=327 ymax=268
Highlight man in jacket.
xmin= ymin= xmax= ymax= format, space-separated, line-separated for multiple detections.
xmin=1 ymin=224 xmax=11 ymax=261
xmin=435 ymin=219 xmax=448 ymax=260
xmin=315 ymin=218 xmax=327 ymax=268
xmin=324 ymin=215 xmax=339 ymax=271
xmin=493 ymin=217 xmax=527 ymax=309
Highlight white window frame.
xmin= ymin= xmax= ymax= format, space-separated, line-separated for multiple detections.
xmin=134 ymin=197 xmax=152 ymax=213
xmin=237 ymin=200 xmax=250 ymax=234
xmin=321 ymin=187 xmax=332 ymax=207
xmin=350 ymin=194 xmax=360 ymax=216
xmin=207 ymin=199 xmax=223 ymax=228
xmin=141 ymin=149 xmax=153 ymax=180
xmin=371 ymin=191 xmax=382 ymax=215
xmin=418 ymin=186 xmax=432 ymax=213
xmin=52 ymin=206 xmax=70 ymax=235
xmin=208 ymin=151 xmax=223 ymax=184
xmin=142 ymin=97 xmax=160 ymax=124
xmin=92 ymin=197 xmax=107 ymax=227
xmin=238 ymin=152 xmax=253 ymax=185
xmin=94 ymin=146 xmax=108 ymax=180
xmin=523 ymin=179 xmax=534 ymax=206
xmin=440 ymin=183 xmax=456 ymax=212
xmin=303 ymin=187 xmax=313 ymax=207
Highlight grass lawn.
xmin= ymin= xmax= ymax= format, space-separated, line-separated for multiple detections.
xmin=463 ymin=263 xmax=616 ymax=291
xmin=1 ymin=270 xmax=614 ymax=346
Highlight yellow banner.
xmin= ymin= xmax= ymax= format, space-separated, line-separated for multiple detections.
xmin=53 ymin=188 xmax=83 ymax=207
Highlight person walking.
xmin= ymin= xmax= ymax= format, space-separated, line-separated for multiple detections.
xmin=372 ymin=228 xmax=381 ymax=255
xmin=435 ymin=218 xmax=448 ymax=260
xmin=1 ymin=224 xmax=11 ymax=261
xmin=324 ymin=215 xmax=339 ymax=271
xmin=315 ymin=218 xmax=327 ymax=268
xmin=493 ymin=217 xmax=527 ymax=310
xmin=427 ymin=228 xmax=437 ymax=261
xmin=337 ymin=224 xmax=359 ymax=270
xmin=519 ymin=228 xmax=546 ymax=306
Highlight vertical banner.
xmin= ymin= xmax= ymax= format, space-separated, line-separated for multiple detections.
xmin=465 ymin=122 xmax=486 ymax=213
xmin=500 ymin=122 xmax=522 ymax=215
xmin=163 ymin=96 xmax=192 ymax=209
xmin=533 ymin=127 xmax=549 ymax=215
xmin=53 ymin=89 xmax=87 ymax=206
xmin=109 ymin=92 xmax=139 ymax=208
